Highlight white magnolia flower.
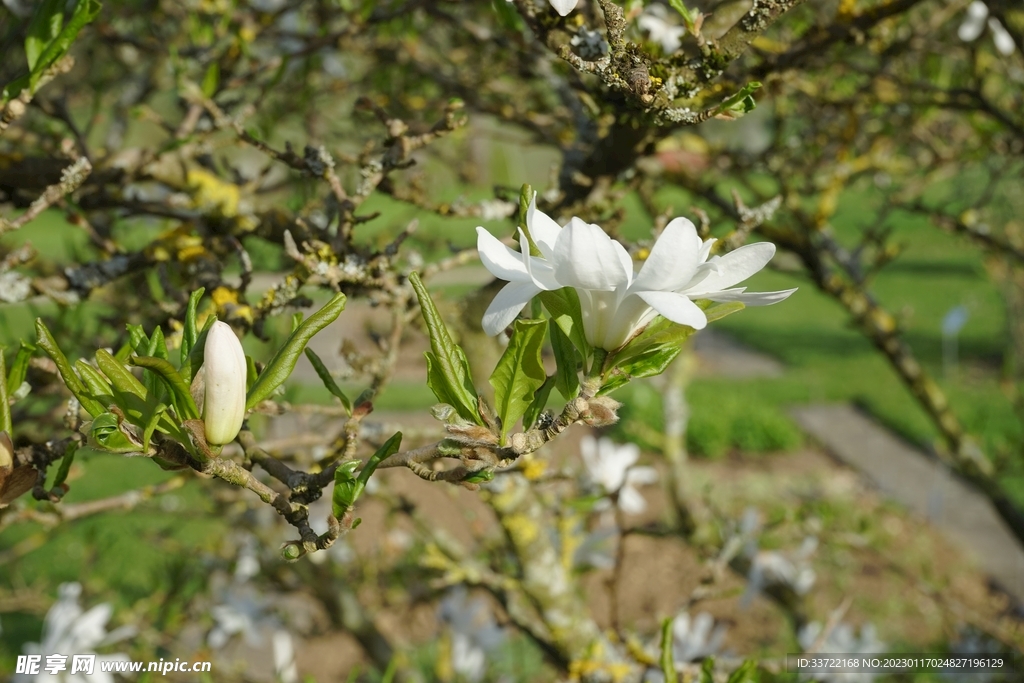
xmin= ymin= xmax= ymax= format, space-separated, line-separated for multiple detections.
xmin=742 ymin=535 xmax=817 ymax=607
xmin=202 ymin=321 xmax=248 ymax=446
xmin=15 ymin=583 xmax=134 ymax=683
xmin=477 ymin=199 xmax=796 ymax=350
xmin=571 ymin=27 xmax=610 ymax=60
xmin=505 ymin=0 xmax=579 ymax=16
xmin=670 ymin=611 xmax=728 ymax=662
xmin=580 ymin=435 xmax=658 ymax=514
xmin=958 ymin=2 xmax=1015 ymax=55
xmin=438 ymin=587 xmax=506 ymax=683
xmin=272 ymin=629 xmax=299 ymax=683
xmin=798 ymin=621 xmax=884 ymax=683
xmin=637 ymin=4 xmax=686 ymax=54
xmin=475 ymin=197 xmax=563 ymax=334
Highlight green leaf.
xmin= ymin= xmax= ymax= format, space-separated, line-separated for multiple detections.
xmin=245 ymin=292 xmax=347 ymax=410
xmin=408 ymin=272 xmax=481 ymax=424
xmin=700 ymin=657 xmax=716 ymax=683
xmin=180 ymin=287 xmax=206 ymax=373
xmin=201 ymin=61 xmax=219 ymax=98
xmin=0 ymin=348 xmax=10 ymax=435
xmin=549 ymin=318 xmax=580 ymax=400
xmin=522 ymin=374 xmax=554 ymax=431
xmin=245 ymin=354 xmax=258 ymax=393
xmin=539 ymin=288 xmax=589 ymax=358
xmin=659 ymin=617 xmax=678 ymax=683
xmin=726 ymin=660 xmax=759 ymax=683
xmin=126 ymin=324 xmax=149 ymax=355
xmin=180 ymin=314 xmax=217 ymax=385
xmin=24 ymin=0 xmax=65 ymax=72
xmin=491 ymin=0 xmax=523 ymax=31
xmin=703 ymin=300 xmax=745 ymax=323
xmin=52 ymin=440 xmax=77 ymax=488
xmin=6 ymin=342 xmax=35 ymax=397
xmin=305 ymin=348 xmax=351 ymax=415
xmin=88 ymin=412 xmax=143 ymax=454
xmin=332 ymin=432 xmax=402 ymax=518
xmin=29 ymin=0 xmax=102 ymax=90
xmin=489 ymin=318 xmax=547 ymax=446
xmin=95 ymin=348 xmax=160 ymax=434
xmin=130 ymin=356 xmax=200 ymax=420
xmin=148 ymin=325 xmax=169 ymax=361
xmin=667 ymin=0 xmax=696 ymax=32
xmin=604 ymin=324 xmax=696 ymax=390
xmin=515 ymin=183 xmax=541 ymax=256
xmin=35 ymin=318 xmax=106 ymax=417
xmin=715 ymin=82 xmax=762 ymax=118
xmin=74 ymin=359 xmax=115 ymax=408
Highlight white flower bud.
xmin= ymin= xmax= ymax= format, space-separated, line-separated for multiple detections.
xmin=202 ymin=321 xmax=247 ymax=446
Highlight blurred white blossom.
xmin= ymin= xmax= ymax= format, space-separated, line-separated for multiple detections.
xmin=958 ymin=2 xmax=1015 ymax=55
xmin=637 ymin=4 xmax=686 ymax=54
xmin=669 ymin=611 xmax=728 ymax=662
xmin=798 ymin=621 xmax=885 ymax=683
xmin=14 ymin=583 xmax=134 ymax=683
xmin=580 ymin=435 xmax=658 ymax=514
xmin=272 ymin=629 xmax=299 ymax=683
xmin=736 ymin=508 xmax=817 ymax=606
xmin=505 ymin=0 xmax=579 ymax=16
xmin=438 ymin=587 xmax=506 ymax=682
xmin=571 ymin=27 xmax=610 ymax=60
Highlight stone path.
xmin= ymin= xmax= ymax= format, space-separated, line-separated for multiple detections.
xmin=792 ymin=404 xmax=1024 ymax=602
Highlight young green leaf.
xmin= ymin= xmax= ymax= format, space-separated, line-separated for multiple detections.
xmin=549 ymin=317 xmax=580 ymax=400
xmin=539 ymin=288 xmax=589 ymax=358
xmin=74 ymin=360 xmax=115 ymax=408
xmin=29 ymin=0 xmax=102 ymax=90
xmin=52 ymin=440 xmax=78 ymax=489
xmin=6 ymin=342 xmax=35 ymax=396
xmin=522 ymin=374 xmax=554 ymax=432
xmin=35 ymin=318 xmax=106 ymax=417
xmin=489 ymin=318 xmax=547 ymax=446
xmin=304 ymin=348 xmax=351 ymax=415
xmin=659 ymin=617 xmax=678 ymax=683
xmin=408 ymin=272 xmax=481 ymax=425
xmin=245 ymin=292 xmax=347 ymax=410
xmin=332 ymin=431 xmax=402 ymax=518
xmin=25 ymin=0 xmax=65 ymax=72
xmin=130 ymin=356 xmax=200 ymax=421
xmin=180 ymin=287 xmax=206 ymax=370
xmin=725 ymin=660 xmax=759 ymax=683
xmin=180 ymin=314 xmax=217 ymax=384
xmin=0 ymin=349 xmax=10 ymax=435
xmin=667 ymin=0 xmax=696 ymax=32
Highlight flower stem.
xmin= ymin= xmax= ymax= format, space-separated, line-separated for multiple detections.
xmin=588 ymin=348 xmax=608 ymax=380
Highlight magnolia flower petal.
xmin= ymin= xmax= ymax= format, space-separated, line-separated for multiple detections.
xmin=518 ymin=229 xmax=561 ymax=290
xmin=632 ymin=217 xmax=702 ymax=292
xmin=526 ymin=196 xmax=562 ymax=258
xmin=958 ymin=1 xmax=988 ymax=42
xmin=989 ymin=18 xmax=1016 ymax=55
xmin=482 ymin=281 xmax=539 ymax=335
xmin=618 ymin=485 xmax=648 ymax=515
xmin=626 ymin=465 xmax=659 ymax=487
xmin=553 ymin=218 xmax=632 ymax=291
xmin=684 ymin=242 xmax=776 ymax=294
xmin=548 ymin=0 xmax=578 ymax=16
xmin=703 ymin=287 xmax=798 ymax=306
xmin=637 ymin=291 xmax=708 ymax=330
xmin=476 ymin=227 xmax=530 ymax=281
xmin=697 ymin=237 xmax=716 ymax=265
